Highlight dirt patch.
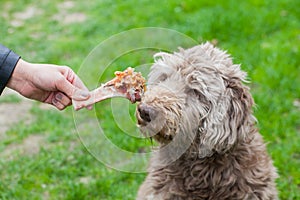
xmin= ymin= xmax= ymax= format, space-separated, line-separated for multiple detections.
xmin=62 ymin=12 xmax=87 ymax=24
xmin=59 ymin=1 xmax=75 ymax=9
xmin=11 ymin=6 xmax=43 ymax=27
xmin=53 ymin=1 xmax=87 ymax=25
xmin=0 ymin=89 xmax=34 ymax=140
xmin=1 ymin=134 xmax=46 ymax=160
xmin=0 ymin=88 xmax=81 ymax=160
xmin=0 ymin=89 xmax=51 ymax=159
xmin=293 ymin=99 xmax=300 ymax=109
xmin=1 ymin=2 xmax=11 ymax=19
xmin=53 ymin=11 xmax=87 ymax=25
xmin=38 ymin=102 xmax=57 ymax=110
xmin=79 ymin=176 xmax=92 ymax=184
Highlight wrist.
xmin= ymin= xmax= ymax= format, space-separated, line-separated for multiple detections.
xmin=7 ymin=59 xmax=31 ymax=91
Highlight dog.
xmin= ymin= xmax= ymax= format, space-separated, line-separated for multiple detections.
xmin=136 ymin=43 xmax=278 ymax=200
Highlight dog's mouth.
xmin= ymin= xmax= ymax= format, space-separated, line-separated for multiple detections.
xmin=152 ymin=130 xmax=174 ymax=144
xmin=136 ymin=104 xmax=176 ymax=143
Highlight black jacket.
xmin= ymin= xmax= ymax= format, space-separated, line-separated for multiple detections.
xmin=0 ymin=44 xmax=20 ymax=94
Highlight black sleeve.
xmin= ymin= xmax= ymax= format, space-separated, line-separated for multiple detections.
xmin=0 ymin=44 xmax=21 ymax=95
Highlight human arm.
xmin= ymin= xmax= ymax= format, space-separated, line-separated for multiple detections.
xmin=0 ymin=44 xmax=91 ymax=110
xmin=0 ymin=44 xmax=20 ymax=94
xmin=7 ymin=59 xmax=91 ymax=110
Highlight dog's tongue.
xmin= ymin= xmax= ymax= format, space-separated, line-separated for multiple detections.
xmin=72 ymin=67 xmax=146 ymax=110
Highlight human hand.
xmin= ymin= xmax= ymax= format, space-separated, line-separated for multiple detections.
xmin=7 ymin=59 xmax=91 ymax=110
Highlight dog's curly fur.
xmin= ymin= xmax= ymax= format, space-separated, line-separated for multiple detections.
xmin=136 ymin=43 xmax=278 ymax=200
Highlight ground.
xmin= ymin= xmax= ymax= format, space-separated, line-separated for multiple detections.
xmin=0 ymin=0 xmax=299 ymax=199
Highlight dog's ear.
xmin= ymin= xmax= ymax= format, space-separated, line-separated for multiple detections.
xmin=199 ymin=79 xmax=255 ymax=157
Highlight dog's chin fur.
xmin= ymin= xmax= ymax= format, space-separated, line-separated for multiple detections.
xmin=136 ymin=42 xmax=278 ymax=200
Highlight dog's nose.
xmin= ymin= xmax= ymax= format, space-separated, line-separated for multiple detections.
xmin=137 ymin=104 xmax=156 ymax=123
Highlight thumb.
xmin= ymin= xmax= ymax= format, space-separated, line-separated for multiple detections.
xmin=72 ymin=89 xmax=90 ymax=101
xmin=56 ymin=78 xmax=90 ymax=101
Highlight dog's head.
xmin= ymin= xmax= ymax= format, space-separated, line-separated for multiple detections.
xmin=136 ymin=42 xmax=255 ymax=157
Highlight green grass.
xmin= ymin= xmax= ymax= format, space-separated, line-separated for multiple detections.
xmin=0 ymin=0 xmax=299 ymax=199
xmin=0 ymin=94 xmax=22 ymax=103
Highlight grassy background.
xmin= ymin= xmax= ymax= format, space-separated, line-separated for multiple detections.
xmin=0 ymin=0 xmax=299 ymax=199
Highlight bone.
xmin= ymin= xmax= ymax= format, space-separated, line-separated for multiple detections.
xmin=72 ymin=85 xmax=125 ymax=110
xmin=72 ymin=67 xmax=146 ymax=111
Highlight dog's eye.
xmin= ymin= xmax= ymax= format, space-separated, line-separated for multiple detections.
xmin=189 ymin=89 xmax=207 ymax=102
xmin=158 ymin=73 xmax=168 ymax=82
xmin=191 ymin=89 xmax=200 ymax=96
xmin=186 ymin=88 xmax=200 ymax=98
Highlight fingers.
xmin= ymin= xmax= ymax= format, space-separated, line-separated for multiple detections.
xmin=50 ymin=92 xmax=70 ymax=110
xmin=55 ymin=66 xmax=93 ymax=110
xmin=55 ymin=92 xmax=72 ymax=106
xmin=72 ymin=89 xmax=90 ymax=101
xmin=56 ymin=76 xmax=90 ymax=101
xmin=52 ymin=98 xmax=65 ymax=110
xmin=72 ymin=74 xmax=90 ymax=94
xmin=67 ymin=70 xmax=92 ymax=101
xmin=57 ymin=67 xmax=91 ymax=100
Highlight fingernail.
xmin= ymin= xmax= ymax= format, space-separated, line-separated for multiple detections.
xmin=56 ymin=93 xmax=62 ymax=100
xmin=80 ymin=91 xmax=89 ymax=98
xmin=52 ymin=98 xmax=58 ymax=105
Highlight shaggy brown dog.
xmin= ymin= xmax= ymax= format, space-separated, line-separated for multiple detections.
xmin=136 ymin=43 xmax=278 ymax=200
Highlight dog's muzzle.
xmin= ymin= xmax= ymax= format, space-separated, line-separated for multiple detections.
xmin=137 ymin=103 xmax=157 ymax=125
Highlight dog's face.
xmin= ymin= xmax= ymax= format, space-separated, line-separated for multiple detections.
xmin=136 ymin=43 xmax=255 ymax=157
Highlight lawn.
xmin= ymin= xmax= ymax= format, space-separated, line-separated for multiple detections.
xmin=0 ymin=0 xmax=299 ymax=199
